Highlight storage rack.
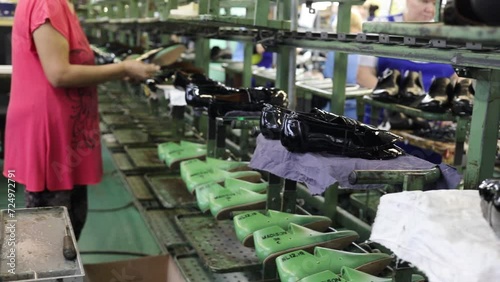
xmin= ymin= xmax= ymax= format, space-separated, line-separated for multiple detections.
xmin=84 ymin=0 xmax=499 ymax=280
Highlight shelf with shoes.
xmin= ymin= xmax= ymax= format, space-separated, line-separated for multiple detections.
xmin=81 ymin=1 xmax=499 ymax=281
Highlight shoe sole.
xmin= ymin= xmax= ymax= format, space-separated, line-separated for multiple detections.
xmin=215 ymin=200 xmax=267 ymax=220
xmin=371 ymin=92 xmax=399 ymax=103
xmin=262 ymin=234 xmax=359 ymax=268
xmin=242 ymin=220 xmax=333 ymax=248
xmin=152 ymin=45 xmax=187 ymax=67
xmin=452 ymin=103 xmax=473 ymax=116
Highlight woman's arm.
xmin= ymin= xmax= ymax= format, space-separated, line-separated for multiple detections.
xmin=356 ymin=65 xmax=378 ymax=89
xmin=33 ymin=21 xmax=159 ymax=88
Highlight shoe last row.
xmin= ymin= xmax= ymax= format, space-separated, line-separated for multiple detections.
xmin=297 ymin=267 xmax=425 ymax=282
xmin=253 ymin=223 xmax=359 ymax=265
xmin=233 ymin=210 xmax=332 ymax=247
xmin=276 ymin=247 xmax=392 ymax=282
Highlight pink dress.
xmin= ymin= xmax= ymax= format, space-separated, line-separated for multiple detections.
xmin=3 ymin=0 xmax=103 ymax=192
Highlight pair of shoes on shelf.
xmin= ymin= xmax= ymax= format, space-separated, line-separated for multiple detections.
xmin=260 ymin=104 xmax=404 ymax=160
xmin=277 ymin=247 xmax=395 ymax=282
xmin=233 ymin=210 xmax=332 ymax=247
xmin=298 ymin=266 xmax=425 ymax=282
xmin=253 ymin=224 xmax=359 ymax=265
xmin=418 ymin=78 xmax=475 ymax=116
xmin=372 ymin=69 xmax=425 ymax=107
xmin=195 ymin=177 xmax=268 ymax=215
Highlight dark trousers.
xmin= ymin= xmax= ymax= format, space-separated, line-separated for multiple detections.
xmin=25 ymin=185 xmax=88 ymax=240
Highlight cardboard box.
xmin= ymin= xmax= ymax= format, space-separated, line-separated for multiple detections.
xmin=83 ymin=255 xmax=185 ymax=282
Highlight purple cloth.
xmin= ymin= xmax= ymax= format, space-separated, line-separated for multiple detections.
xmin=249 ymin=135 xmax=462 ymax=195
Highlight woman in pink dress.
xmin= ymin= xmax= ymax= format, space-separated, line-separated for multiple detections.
xmin=4 ymin=0 xmax=159 ymax=239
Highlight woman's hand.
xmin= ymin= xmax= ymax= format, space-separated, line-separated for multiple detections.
xmin=122 ymin=60 xmax=160 ymax=81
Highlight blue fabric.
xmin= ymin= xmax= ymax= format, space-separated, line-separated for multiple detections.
xmin=257 ymin=52 xmax=273 ymax=68
xmin=249 ymin=135 xmax=463 ymax=194
xmin=322 ymin=52 xmax=359 ymax=119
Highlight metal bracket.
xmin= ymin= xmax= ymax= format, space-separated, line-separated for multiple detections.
xmin=430 ymin=39 xmax=447 ymax=48
xmin=404 ymin=36 xmax=417 ymax=45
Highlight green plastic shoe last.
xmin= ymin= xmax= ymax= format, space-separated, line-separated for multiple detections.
xmin=234 ymin=210 xmax=332 ymax=247
xmin=181 ymin=158 xmax=249 ymax=184
xmin=206 ymin=158 xmax=249 ymax=171
xmin=224 ymin=178 xmax=268 ymax=193
xmin=180 ymin=159 xmax=211 ymax=181
xmin=157 ymin=142 xmax=181 ymax=161
xmin=254 ymin=224 xmax=359 ymax=265
xmin=164 ymin=143 xmax=206 ymax=170
xmin=195 ymin=182 xmax=226 ymax=212
xmin=276 ymin=247 xmax=393 ymax=282
xmin=340 ymin=267 xmax=426 ymax=282
xmin=209 ymin=187 xmax=267 ymax=220
xmin=185 ymin=168 xmax=261 ymax=194
xmin=298 ymin=270 xmax=346 ymax=282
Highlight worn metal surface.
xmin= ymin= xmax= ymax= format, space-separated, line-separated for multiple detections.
xmin=175 ymin=254 xmax=262 ymax=282
xmin=350 ymin=191 xmax=382 ymax=221
xmin=98 ymin=102 xmax=125 ymax=114
xmin=125 ymin=146 xmax=165 ymax=170
xmin=175 ymin=214 xmax=261 ymax=273
xmin=278 ymin=35 xmax=500 ymax=70
xmin=464 ymin=69 xmax=500 ymax=189
xmin=145 ymin=173 xmax=196 ymax=208
xmin=144 ymin=209 xmax=192 ymax=248
xmin=348 ymin=167 xmax=441 ymax=187
xmin=363 ymin=22 xmax=500 ymax=45
xmin=100 ymin=114 xmax=134 ymax=126
xmin=111 ymin=152 xmax=135 ymax=171
xmin=125 ymin=176 xmax=155 ymax=200
xmin=0 ymin=207 xmax=84 ymax=281
xmin=112 ymin=129 xmax=149 ymax=145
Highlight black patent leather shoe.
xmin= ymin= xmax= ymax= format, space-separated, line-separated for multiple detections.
xmin=185 ymin=83 xmax=245 ymax=108
xmin=388 ymin=112 xmax=430 ymax=130
xmin=260 ymin=104 xmax=291 ymax=140
xmin=248 ymin=87 xmax=288 ymax=108
xmin=418 ymin=77 xmax=454 ymax=113
xmin=372 ymin=69 xmax=401 ymax=103
xmin=280 ymin=109 xmax=404 ymax=160
xmin=451 ymin=79 xmax=475 ymax=116
xmin=400 ymin=70 xmax=426 ymax=107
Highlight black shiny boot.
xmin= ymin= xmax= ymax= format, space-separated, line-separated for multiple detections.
xmin=400 ymin=70 xmax=426 ymax=107
xmin=280 ymin=109 xmax=404 ymax=160
xmin=451 ymin=79 xmax=475 ymax=116
xmin=418 ymin=77 xmax=454 ymax=113
xmin=372 ymin=69 xmax=401 ymax=103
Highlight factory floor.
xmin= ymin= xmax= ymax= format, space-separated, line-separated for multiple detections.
xmin=0 ymin=145 xmax=162 ymax=265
